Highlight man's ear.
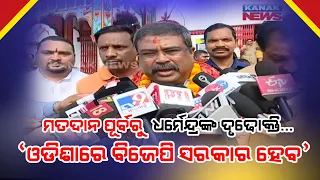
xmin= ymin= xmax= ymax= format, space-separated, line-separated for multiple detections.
xmin=191 ymin=47 xmax=195 ymax=58
xmin=34 ymin=51 xmax=40 ymax=67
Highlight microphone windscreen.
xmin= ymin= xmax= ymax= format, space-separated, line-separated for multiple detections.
xmin=119 ymin=77 xmax=131 ymax=82
xmin=94 ymin=85 xmax=108 ymax=96
xmin=201 ymin=91 xmax=220 ymax=106
xmin=58 ymin=103 xmax=79 ymax=118
xmin=192 ymin=72 xmax=216 ymax=88
xmin=228 ymin=92 xmax=263 ymax=118
xmin=155 ymin=108 xmax=186 ymax=119
xmin=255 ymin=61 xmax=279 ymax=76
xmin=220 ymin=68 xmax=237 ymax=75
xmin=239 ymin=83 xmax=278 ymax=113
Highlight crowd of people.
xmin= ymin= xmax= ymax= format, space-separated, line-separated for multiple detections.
xmin=25 ymin=12 xmax=296 ymax=146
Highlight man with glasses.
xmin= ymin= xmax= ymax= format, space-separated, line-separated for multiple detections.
xmin=131 ymin=22 xmax=220 ymax=96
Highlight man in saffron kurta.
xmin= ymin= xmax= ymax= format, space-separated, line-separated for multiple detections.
xmin=131 ymin=22 xmax=220 ymax=95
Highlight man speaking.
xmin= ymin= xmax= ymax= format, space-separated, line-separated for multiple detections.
xmin=131 ymin=22 xmax=220 ymax=96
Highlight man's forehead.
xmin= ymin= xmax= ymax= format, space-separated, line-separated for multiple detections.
xmin=268 ymin=39 xmax=291 ymax=50
xmin=39 ymin=40 xmax=72 ymax=51
xmin=98 ymin=32 xmax=132 ymax=44
xmin=207 ymin=28 xmax=233 ymax=38
xmin=138 ymin=35 xmax=184 ymax=46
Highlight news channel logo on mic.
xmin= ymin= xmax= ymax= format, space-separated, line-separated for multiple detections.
xmin=215 ymin=80 xmax=229 ymax=89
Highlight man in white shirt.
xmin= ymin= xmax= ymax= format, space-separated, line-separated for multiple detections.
xmin=26 ymin=36 xmax=88 ymax=144
xmin=234 ymin=46 xmax=241 ymax=59
xmin=30 ymin=36 xmax=87 ymax=102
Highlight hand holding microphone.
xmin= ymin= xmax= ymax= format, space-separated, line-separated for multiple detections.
xmin=54 ymin=94 xmax=89 ymax=114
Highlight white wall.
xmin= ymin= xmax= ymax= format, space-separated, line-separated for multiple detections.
xmin=26 ymin=23 xmax=57 ymax=63
xmin=97 ymin=48 xmax=104 ymax=69
xmin=155 ymin=0 xmax=288 ymax=30
xmin=73 ymin=28 xmax=81 ymax=70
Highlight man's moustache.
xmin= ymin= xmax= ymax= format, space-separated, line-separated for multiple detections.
xmin=105 ymin=60 xmax=122 ymax=64
xmin=152 ymin=64 xmax=179 ymax=74
xmin=213 ymin=48 xmax=229 ymax=51
xmin=48 ymin=62 xmax=62 ymax=65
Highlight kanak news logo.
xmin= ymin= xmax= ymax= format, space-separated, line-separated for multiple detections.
xmin=243 ymin=4 xmax=283 ymax=21
xmin=117 ymin=92 xmax=150 ymax=111
xmin=265 ymin=76 xmax=287 ymax=88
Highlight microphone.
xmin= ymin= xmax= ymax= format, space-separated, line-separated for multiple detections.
xmin=220 ymin=68 xmax=238 ymax=75
xmin=255 ymin=61 xmax=279 ymax=76
xmin=94 ymin=78 xmax=138 ymax=100
xmin=112 ymin=87 xmax=159 ymax=144
xmin=200 ymin=91 xmax=220 ymax=105
xmin=146 ymin=83 xmax=195 ymax=115
xmin=80 ymin=100 xmax=120 ymax=119
xmin=188 ymin=96 xmax=203 ymax=117
xmin=196 ymin=73 xmax=242 ymax=97
xmin=239 ymin=83 xmax=280 ymax=115
xmin=54 ymin=100 xmax=121 ymax=145
xmin=255 ymin=61 xmax=298 ymax=121
xmin=113 ymin=87 xmax=158 ymax=118
xmin=58 ymin=78 xmax=138 ymax=118
xmin=192 ymin=72 xmax=216 ymax=88
xmin=228 ymin=92 xmax=267 ymax=118
xmin=191 ymin=91 xmax=238 ymax=145
xmin=224 ymin=72 xmax=257 ymax=85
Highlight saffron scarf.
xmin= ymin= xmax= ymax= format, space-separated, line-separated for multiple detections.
xmin=138 ymin=63 xmax=202 ymax=96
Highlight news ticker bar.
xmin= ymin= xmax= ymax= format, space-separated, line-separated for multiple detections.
xmin=42 ymin=114 xmax=293 ymax=138
xmin=18 ymin=140 xmax=310 ymax=164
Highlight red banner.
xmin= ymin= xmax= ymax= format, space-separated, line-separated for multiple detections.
xmin=285 ymin=0 xmax=320 ymax=38
xmin=0 ymin=0 xmax=38 ymax=39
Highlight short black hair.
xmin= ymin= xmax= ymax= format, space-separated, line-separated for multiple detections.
xmin=133 ymin=22 xmax=193 ymax=50
xmin=37 ymin=36 xmax=75 ymax=53
xmin=256 ymin=21 xmax=286 ymax=51
xmin=94 ymin=25 xmax=134 ymax=43
xmin=113 ymin=11 xmax=141 ymax=33
xmin=204 ymin=23 xmax=236 ymax=42
xmin=194 ymin=50 xmax=208 ymax=58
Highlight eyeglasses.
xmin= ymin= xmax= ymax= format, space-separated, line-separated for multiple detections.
xmin=138 ymin=48 xmax=189 ymax=60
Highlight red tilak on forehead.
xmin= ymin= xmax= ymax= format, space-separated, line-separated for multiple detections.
xmin=152 ymin=37 xmax=160 ymax=44
xmin=55 ymin=48 xmax=58 ymax=52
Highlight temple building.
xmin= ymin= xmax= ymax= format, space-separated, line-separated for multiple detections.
xmin=30 ymin=0 xmax=265 ymax=73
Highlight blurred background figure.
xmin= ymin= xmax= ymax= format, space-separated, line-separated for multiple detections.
xmin=25 ymin=23 xmax=58 ymax=71
xmin=233 ymin=40 xmax=241 ymax=59
xmin=113 ymin=11 xmax=141 ymax=62
xmin=240 ymin=39 xmax=258 ymax=65
xmin=113 ymin=11 xmax=141 ymax=33
xmin=255 ymin=34 xmax=263 ymax=62
xmin=256 ymin=21 xmax=296 ymax=75
xmin=194 ymin=50 xmax=209 ymax=62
